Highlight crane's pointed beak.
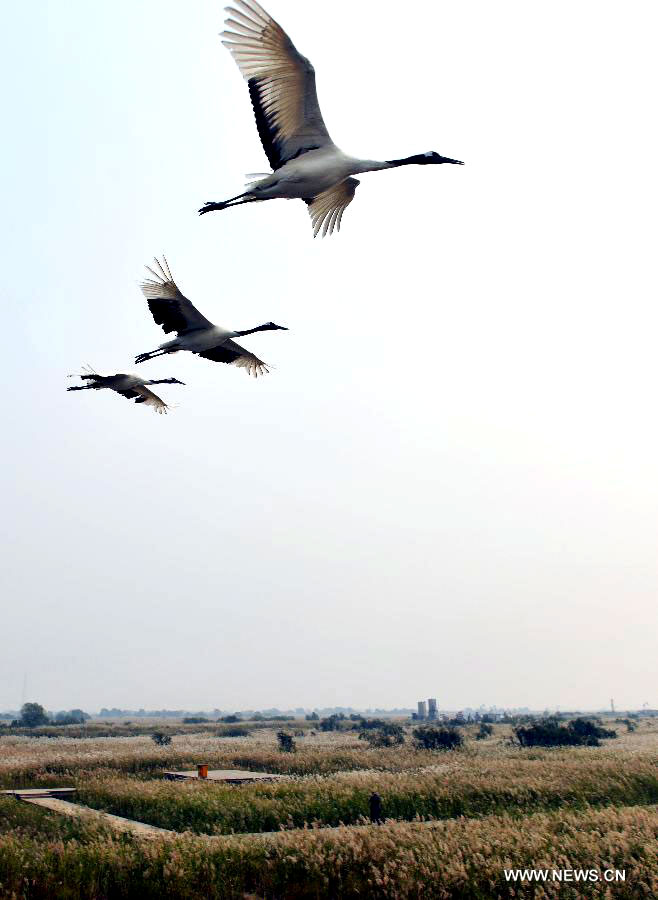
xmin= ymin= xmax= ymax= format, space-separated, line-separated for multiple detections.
xmin=439 ymin=156 xmax=464 ymax=165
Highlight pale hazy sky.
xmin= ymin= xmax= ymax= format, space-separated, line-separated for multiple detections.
xmin=1 ymin=0 xmax=657 ymax=712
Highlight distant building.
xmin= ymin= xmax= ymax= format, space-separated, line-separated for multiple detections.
xmin=417 ymin=701 xmax=427 ymax=720
xmin=428 ymin=698 xmax=438 ymax=720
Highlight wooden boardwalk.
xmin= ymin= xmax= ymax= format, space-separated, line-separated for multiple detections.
xmin=21 ymin=796 xmax=174 ymax=838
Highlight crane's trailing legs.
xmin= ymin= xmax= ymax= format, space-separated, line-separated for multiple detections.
xmin=199 ymin=194 xmax=263 ymax=215
xmin=135 ymin=348 xmax=176 ymax=365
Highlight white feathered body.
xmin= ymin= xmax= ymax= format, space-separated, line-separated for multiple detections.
xmin=156 ymin=326 xmax=237 ymax=354
xmin=89 ymin=374 xmax=144 ymax=391
xmin=249 ymin=149 xmax=388 ymax=200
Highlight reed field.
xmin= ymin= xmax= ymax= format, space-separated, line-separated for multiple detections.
xmin=0 ymin=730 xmax=443 ymax=788
xmin=1 ymin=719 xmax=657 ymax=897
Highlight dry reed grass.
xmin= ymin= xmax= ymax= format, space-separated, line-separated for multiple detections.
xmin=0 ymin=798 xmax=656 ymax=898
xmin=0 ymin=730 xmax=440 ymax=788
xmin=72 ymin=751 xmax=658 ymax=834
xmin=1 ymin=721 xmax=656 ymax=896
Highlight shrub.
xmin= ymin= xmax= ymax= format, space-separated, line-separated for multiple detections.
xmin=182 ymin=717 xmax=208 ymax=724
xmin=16 ymin=703 xmax=50 ymax=728
xmin=476 ymin=723 xmax=494 ymax=740
xmin=319 ymin=715 xmax=344 ymax=732
xmin=413 ymin=726 xmax=463 ymax=751
xmin=515 ymin=718 xmax=617 ymax=748
xmin=54 ymin=709 xmax=90 ymax=725
xmin=277 ymin=731 xmax=296 ymax=753
xmin=359 ymin=723 xmax=405 ymax=748
xmin=220 ymin=726 xmax=249 ymax=738
xmin=151 ymin=732 xmax=172 ymax=747
xmin=354 ymin=718 xmax=387 ymax=731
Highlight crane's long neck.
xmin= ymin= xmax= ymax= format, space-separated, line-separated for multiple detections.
xmin=385 ymin=154 xmax=433 ymax=168
xmin=349 ymin=158 xmax=392 ymax=174
xmin=386 ymin=153 xmax=464 ymax=167
xmin=233 ymin=323 xmax=273 ymax=337
xmin=349 ymin=156 xmax=448 ymax=174
xmin=349 ymin=153 xmax=463 ymax=174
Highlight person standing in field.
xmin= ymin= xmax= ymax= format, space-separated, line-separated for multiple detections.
xmin=369 ymin=792 xmax=383 ymax=824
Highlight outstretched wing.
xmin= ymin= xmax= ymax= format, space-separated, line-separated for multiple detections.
xmin=197 ymin=339 xmax=269 ymax=378
xmin=305 ymin=178 xmax=360 ymax=237
xmin=222 ymin=0 xmax=333 ymax=170
xmin=140 ymin=257 xmax=213 ymax=335
xmin=116 ymin=388 xmax=141 ymax=401
xmin=131 ymin=385 xmax=169 ymax=414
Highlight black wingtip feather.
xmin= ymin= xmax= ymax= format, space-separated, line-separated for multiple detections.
xmin=248 ymin=77 xmax=283 ymax=171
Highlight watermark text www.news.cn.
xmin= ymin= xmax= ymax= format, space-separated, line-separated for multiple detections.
xmin=504 ymin=869 xmax=626 ymax=883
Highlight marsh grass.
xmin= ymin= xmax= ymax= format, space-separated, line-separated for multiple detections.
xmin=1 ymin=722 xmax=657 ymax=897
xmin=0 ymin=731 xmax=442 ymax=789
xmin=4 ymin=722 xmax=656 ymax=789
xmin=0 ymin=800 xmax=656 ymax=898
xmin=72 ymin=753 xmax=658 ymax=834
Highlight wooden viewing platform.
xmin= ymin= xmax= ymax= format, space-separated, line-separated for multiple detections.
xmin=163 ymin=769 xmax=287 ymax=784
xmin=1 ymin=787 xmax=77 ymax=799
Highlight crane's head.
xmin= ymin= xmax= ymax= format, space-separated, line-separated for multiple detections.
xmin=160 ymin=377 xmax=185 ymax=385
xmin=263 ymin=322 xmax=289 ymax=331
xmin=422 ymin=151 xmax=465 ymax=165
